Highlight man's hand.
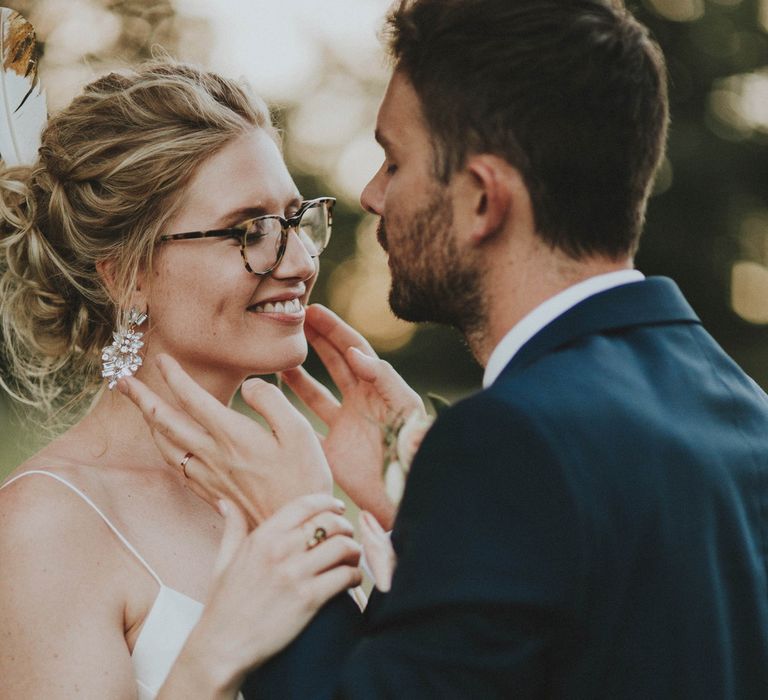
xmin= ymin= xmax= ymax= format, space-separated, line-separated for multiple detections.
xmin=280 ymin=304 xmax=427 ymax=529
xmin=359 ymin=511 xmax=396 ymax=592
xmin=118 ymin=354 xmax=332 ymax=528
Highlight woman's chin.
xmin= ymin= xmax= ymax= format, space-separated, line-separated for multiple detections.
xmin=245 ymin=342 xmax=308 ymax=376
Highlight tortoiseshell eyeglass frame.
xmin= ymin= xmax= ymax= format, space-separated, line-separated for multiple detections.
xmin=158 ymin=196 xmax=335 ymax=275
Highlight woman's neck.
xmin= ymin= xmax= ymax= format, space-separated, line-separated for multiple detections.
xmin=49 ymin=356 xmax=245 ymax=472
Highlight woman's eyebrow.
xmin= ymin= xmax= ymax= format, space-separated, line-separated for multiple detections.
xmin=217 ymin=206 xmax=267 ymax=228
xmin=216 ymin=196 xmax=303 ymax=228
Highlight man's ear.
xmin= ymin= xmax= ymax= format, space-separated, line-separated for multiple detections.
xmin=457 ymin=154 xmax=533 ymax=245
xmin=96 ymin=258 xmax=147 ymax=311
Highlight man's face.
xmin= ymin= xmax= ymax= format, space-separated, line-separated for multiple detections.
xmin=360 ymin=71 xmax=484 ymax=333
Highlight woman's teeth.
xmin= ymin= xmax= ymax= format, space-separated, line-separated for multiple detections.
xmin=251 ymin=298 xmax=302 ymax=314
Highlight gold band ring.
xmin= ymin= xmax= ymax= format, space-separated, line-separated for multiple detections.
xmin=180 ymin=451 xmax=194 ymax=478
xmin=305 ymin=526 xmax=328 ymax=550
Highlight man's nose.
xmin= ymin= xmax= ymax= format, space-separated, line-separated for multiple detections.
xmin=360 ymin=167 xmax=385 ymax=216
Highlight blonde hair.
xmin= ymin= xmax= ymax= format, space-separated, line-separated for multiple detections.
xmin=0 ymin=60 xmax=275 ymax=414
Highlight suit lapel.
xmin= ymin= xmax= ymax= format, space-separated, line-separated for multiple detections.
xmin=501 ymin=277 xmax=701 ymax=380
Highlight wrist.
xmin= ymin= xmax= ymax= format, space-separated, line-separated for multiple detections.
xmin=367 ymin=492 xmax=397 ymax=531
xmin=171 ymin=625 xmax=245 ymax=699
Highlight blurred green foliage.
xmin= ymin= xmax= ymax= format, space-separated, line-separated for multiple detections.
xmin=633 ymin=0 xmax=768 ymax=385
xmin=2 ymin=0 xmax=768 ymax=477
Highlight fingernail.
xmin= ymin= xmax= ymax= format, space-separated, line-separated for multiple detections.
xmin=157 ymin=353 xmax=177 ymax=372
xmin=217 ymin=499 xmax=229 ymax=516
xmin=334 ymin=498 xmax=346 ymax=512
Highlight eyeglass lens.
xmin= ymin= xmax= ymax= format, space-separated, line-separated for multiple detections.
xmin=244 ymin=200 xmax=331 ymax=274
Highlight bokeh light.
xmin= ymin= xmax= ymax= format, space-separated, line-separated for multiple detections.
xmin=731 ymin=261 xmax=768 ymax=323
xmin=2 ymin=0 xmax=768 ymax=475
xmin=328 ymin=218 xmax=416 ymax=352
xmin=644 ymin=0 xmax=705 ymax=23
xmin=173 ymin=0 xmax=390 ymax=206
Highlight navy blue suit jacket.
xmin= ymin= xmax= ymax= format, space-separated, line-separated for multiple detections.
xmin=248 ymin=278 xmax=768 ymax=699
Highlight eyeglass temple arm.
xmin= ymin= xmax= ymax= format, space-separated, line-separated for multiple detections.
xmin=159 ymin=230 xmax=237 ymax=241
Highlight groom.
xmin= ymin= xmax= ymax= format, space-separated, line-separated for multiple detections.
xmin=275 ymin=0 xmax=768 ymax=696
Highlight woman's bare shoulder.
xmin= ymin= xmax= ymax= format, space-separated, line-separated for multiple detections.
xmin=0 ymin=461 xmax=120 ymax=571
xmin=0 ymin=466 xmax=140 ymax=697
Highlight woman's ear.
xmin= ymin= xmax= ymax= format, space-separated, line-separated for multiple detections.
xmin=96 ymin=258 xmax=147 ymax=312
xmin=458 ymin=154 xmax=533 ymax=246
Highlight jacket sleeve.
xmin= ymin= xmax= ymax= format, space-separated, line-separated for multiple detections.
xmin=240 ymin=590 xmax=363 ymax=700
xmin=336 ymin=394 xmax=587 ymax=699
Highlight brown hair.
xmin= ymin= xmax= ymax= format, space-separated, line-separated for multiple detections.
xmin=0 ymin=60 xmax=274 ymax=413
xmin=385 ymin=0 xmax=669 ymax=259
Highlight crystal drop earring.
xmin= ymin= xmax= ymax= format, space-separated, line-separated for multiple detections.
xmin=101 ymin=308 xmax=147 ymax=390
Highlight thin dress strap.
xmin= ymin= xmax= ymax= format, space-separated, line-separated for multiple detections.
xmin=0 ymin=469 xmax=164 ymax=587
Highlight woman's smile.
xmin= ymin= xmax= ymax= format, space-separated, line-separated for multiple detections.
xmin=247 ymin=295 xmax=306 ymax=323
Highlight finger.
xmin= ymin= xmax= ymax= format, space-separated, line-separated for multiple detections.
xmin=307 ymin=331 xmax=358 ymax=394
xmin=170 ymin=443 xmax=223 ymax=504
xmin=184 ymin=474 xmax=222 ymax=511
xmin=156 ymin=354 xmax=243 ymax=444
xmin=148 ymin=429 xmax=257 ymax=523
xmin=240 ymin=378 xmax=312 ymax=440
xmin=344 ymin=347 xmax=381 ymax=384
xmin=279 ymin=366 xmax=340 ymax=426
xmin=149 ymin=427 xmax=193 ymax=476
xmin=306 ymin=304 xmax=377 ymax=358
xmin=177 ymin=448 xmax=262 ymax=528
xmin=261 ymin=493 xmax=347 ymax=534
xmin=304 ymin=565 xmax=364 ymax=609
xmin=144 ymin=430 xmax=222 ymax=509
xmin=359 ymin=511 xmax=395 ymax=592
xmin=346 ymin=348 xmax=424 ymax=412
xmin=298 ymin=534 xmax=362 ymax=575
xmin=212 ymin=499 xmax=248 ymax=579
xmin=118 ymin=376 xmax=210 ymax=455
xmin=298 ymin=512 xmax=355 ymax=551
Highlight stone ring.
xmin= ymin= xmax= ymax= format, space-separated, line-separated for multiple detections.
xmin=305 ymin=526 xmax=327 ymax=550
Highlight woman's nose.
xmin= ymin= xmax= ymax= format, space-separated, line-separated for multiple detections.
xmin=272 ymin=228 xmax=317 ymax=280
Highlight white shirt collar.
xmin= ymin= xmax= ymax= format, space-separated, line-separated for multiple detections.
xmin=482 ymin=269 xmax=645 ymax=388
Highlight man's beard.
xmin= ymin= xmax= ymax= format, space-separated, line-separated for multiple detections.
xmin=379 ymin=187 xmax=486 ymax=338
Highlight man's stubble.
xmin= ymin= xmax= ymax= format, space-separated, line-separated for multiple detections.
xmin=379 ymin=185 xmax=488 ymax=343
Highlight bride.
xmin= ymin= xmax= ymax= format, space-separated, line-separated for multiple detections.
xmin=0 ymin=60 xmax=364 ymax=698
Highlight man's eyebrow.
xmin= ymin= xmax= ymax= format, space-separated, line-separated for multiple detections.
xmin=216 ymin=196 xmax=303 ymax=228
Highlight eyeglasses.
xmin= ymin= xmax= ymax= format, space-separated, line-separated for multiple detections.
xmin=158 ymin=197 xmax=335 ymax=275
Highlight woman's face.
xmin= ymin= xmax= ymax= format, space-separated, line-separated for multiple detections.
xmin=145 ymin=128 xmax=318 ymax=383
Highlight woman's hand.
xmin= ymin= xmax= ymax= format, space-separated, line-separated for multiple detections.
xmin=118 ymin=355 xmax=332 ymax=528
xmin=280 ymin=304 xmax=427 ymax=529
xmin=162 ymin=493 xmax=362 ymax=697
